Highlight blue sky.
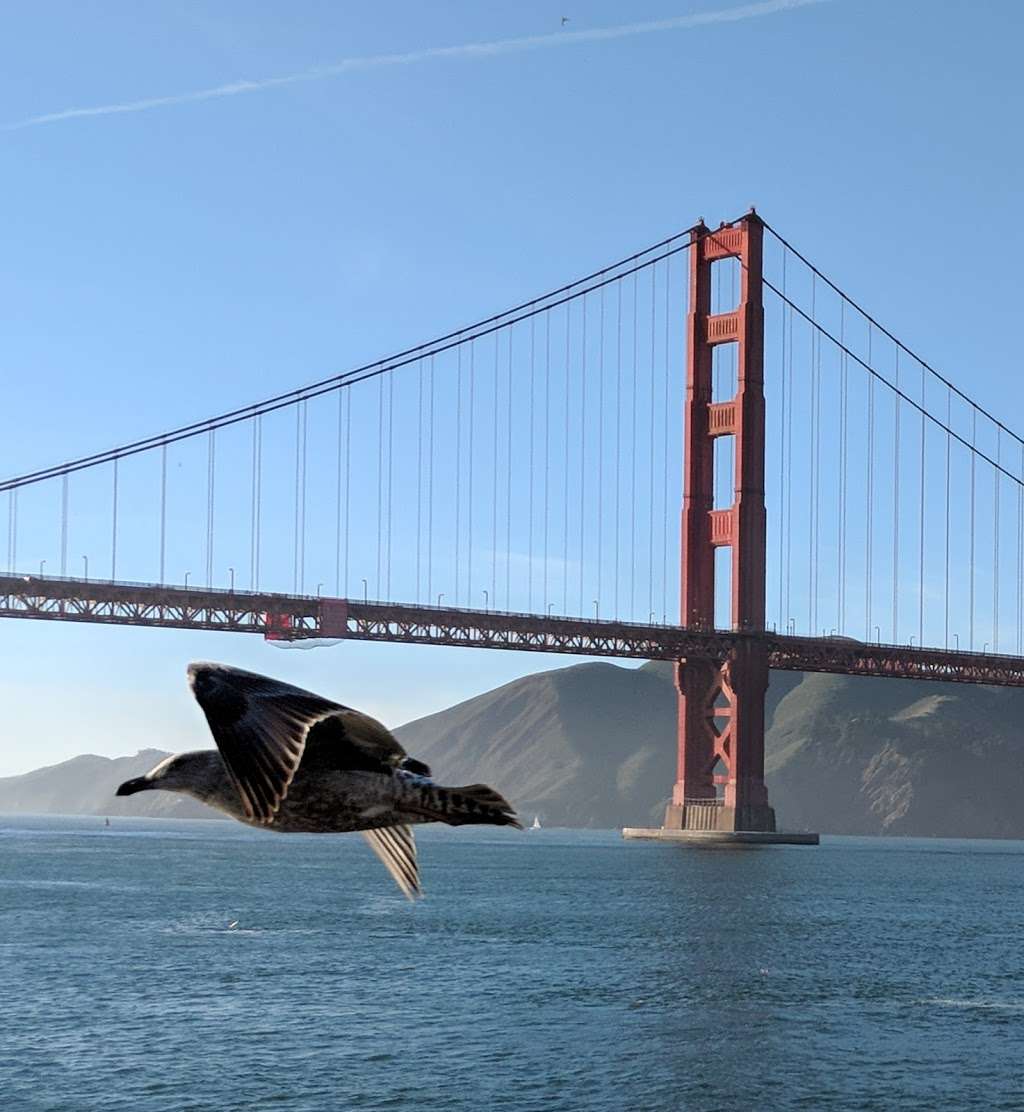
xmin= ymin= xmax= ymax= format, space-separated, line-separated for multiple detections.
xmin=2 ymin=0 xmax=1023 ymax=775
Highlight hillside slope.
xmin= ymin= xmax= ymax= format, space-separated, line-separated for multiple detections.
xmin=0 ymin=749 xmax=217 ymax=820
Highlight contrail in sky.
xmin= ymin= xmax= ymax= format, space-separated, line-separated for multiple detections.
xmin=4 ymin=0 xmax=828 ymax=132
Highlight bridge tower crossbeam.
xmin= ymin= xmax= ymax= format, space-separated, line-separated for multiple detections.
xmin=663 ymin=214 xmax=776 ymax=834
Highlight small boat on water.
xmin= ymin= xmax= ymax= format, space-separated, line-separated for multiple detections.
xmin=104 ymin=818 xmax=110 ymax=828
xmin=530 ymin=815 xmax=541 ymax=830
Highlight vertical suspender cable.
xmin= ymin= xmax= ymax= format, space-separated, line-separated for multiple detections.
xmin=813 ymin=285 xmax=822 ymax=632
xmin=455 ymin=345 xmax=462 ymax=606
xmin=506 ymin=330 xmax=513 ymax=610
xmin=866 ymin=325 xmax=874 ymax=640
xmin=648 ymin=265 xmax=656 ymax=620
xmin=662 ymin=258 xmax=671 ymax=623
xmin=785 ymin=287 xmax=794 ymax=627
xmin=341 ymin=400 xmax=349 ymax=597
xmin=994 ymin=431 xmax=1000 ymax=651
xmin=207 ymin=428 xmax=216 ymax=588
xmin=492 ymin=335 xmax=500 ymax=608
xmin=563 ymin=303 xmax=570 ymax=614
xmin=839 ymin=300 xmax=848 ymax=633
xmin=426 ymin=357 xmax=434 ymax=604
xmin=808 ymin=277 xmax=817 ymax=633
xmin=580 ymin=293 xmax=588 ymax=615
xmin=296 ymin=405 xmax=305 ymax=594
xmin=160 ymin=442 xmax=168 ymax=585
xmin=615 ymin=281 xmax=622 ymax=618
xmin=301 ymin=400 xmax=308 ymax=594
xmin=630 ymin=272 xmax=638 ymax=619
xmin=1018 ymin=443 xmax=1023 ymax=654
xmin=944 ymin=392 xmax=950 ymax=648
xmin=376 ymin=381 xmax=384 ymax=599
xmin=892 ymin=352 xmax=900 ymax=642
xmin=468 ymin=341 xmax=475 ymax=608
xmin=112 ymin=457 xmax=119 ymax=582
xmin=544 ymin=314 xmax=551 ymax=611
xmin=778 ymin=251 xmax=787 ymax=629
xmin=416 ymin=361 xmax=424 ymax=602
xmin=342 ymin=391 xmax=349 ymax=600
xmin=6 ymin=491 xmax=15 ymax=573
xmin=969 ymin=408 xmax=976 ymax=649
xmin=597 ymin=287 xmax=605 ymax=613
xmin=386 ymin=373 xmax=393 ymax=600
xmin=60 ymin=474 xmax=68 ymax=577
xmin=528 ymin=320 xmax=535 ymax=611
xmin=918 ymin=363 xmax=926 ymax=647
xmin=255 ymin=415 xmax=263 ymax=591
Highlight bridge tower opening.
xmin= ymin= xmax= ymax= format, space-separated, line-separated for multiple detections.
xmin=663 ymin=213 xmax=776 ymax=834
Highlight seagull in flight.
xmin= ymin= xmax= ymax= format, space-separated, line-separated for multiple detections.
xmin=117 ymin=663 xmax=520 ymax=899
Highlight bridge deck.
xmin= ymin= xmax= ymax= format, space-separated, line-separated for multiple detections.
xmin=3 ymin=574 xmax=1024 ymax=687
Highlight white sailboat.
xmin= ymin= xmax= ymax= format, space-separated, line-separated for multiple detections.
xmin=530 ymin=815 xmax=542 ymax=830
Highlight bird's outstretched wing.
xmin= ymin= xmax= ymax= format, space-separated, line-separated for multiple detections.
xmin=187 ymin=662 xmax=413 ymax=823
xmin=361 ymin=825 xmax=421 ymax=901
xmin=303 ymin=706 xmax=410 ymax=773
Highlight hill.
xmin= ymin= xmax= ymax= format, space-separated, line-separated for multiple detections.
xmin=0 ymin=749 xmax=216 ymax=820
xmin=396 ymin=662 xmax=1024 ymax=836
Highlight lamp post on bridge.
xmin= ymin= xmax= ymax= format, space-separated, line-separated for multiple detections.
xmin=362 ymin=578 xmax=368 ymax=603
xmin=228 ymin=567 xmax=235 ymax=593
xmin=482 ymin=589 xmax=488 ymax=611
xmin=39 ymin=559 xmax=46 ymax=577
xmin=82 ymin=556 xmax=88 ymax=581
xmin=184 ymin=571 xmax=191 ymax=589
xmin=593 ymin=600 xmax=599 ymax=620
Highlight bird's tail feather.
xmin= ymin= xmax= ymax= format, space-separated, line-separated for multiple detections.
xmin=412 ymin=783 xmax=522 ymax=829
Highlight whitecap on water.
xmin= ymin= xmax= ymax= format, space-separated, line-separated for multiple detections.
xmin=0 ymin=878 xmax=138 ymax=891
xmin=158 ymin=914 xmax=320 ymax=938
xmin=921 ymin=997 xmax=1024 ymax=1012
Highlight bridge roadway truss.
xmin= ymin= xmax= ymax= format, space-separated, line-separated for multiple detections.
xmin=4 ymin=572 xmax=1024 ymax=688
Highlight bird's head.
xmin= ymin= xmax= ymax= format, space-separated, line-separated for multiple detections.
xmin=116 ymin=751 xmax=221 ymax=799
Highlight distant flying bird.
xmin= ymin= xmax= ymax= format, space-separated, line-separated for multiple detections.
xmin=561 ymin=15 xmax=570 ymax=25
xmin=116 ymin=663 xmax=520 ymax=899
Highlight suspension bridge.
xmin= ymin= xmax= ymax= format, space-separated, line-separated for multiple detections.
xmin=3 ymin=212 xmax=1022 ymax=838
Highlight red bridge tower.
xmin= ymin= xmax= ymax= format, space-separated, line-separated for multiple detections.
xmin=663 ymin=213 xmax=776 ymax=834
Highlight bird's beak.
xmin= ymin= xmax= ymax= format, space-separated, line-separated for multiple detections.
xmin=116 ymin=777 xmax=151 ymax=797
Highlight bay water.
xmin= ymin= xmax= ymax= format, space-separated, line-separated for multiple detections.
xmin=2 ymin=816 xmax=1022 ymax=1111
